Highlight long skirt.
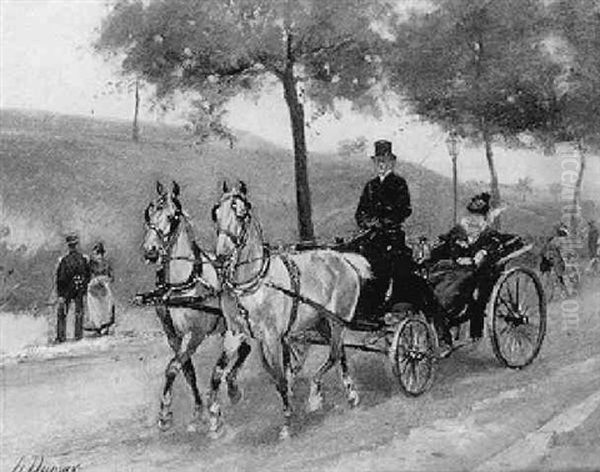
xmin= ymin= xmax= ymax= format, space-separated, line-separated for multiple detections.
xmin=85 ymin=275 xmax=115 ymax=331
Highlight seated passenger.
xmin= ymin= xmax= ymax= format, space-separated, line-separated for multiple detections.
xmin=427 ymin=192 xmax=514 ymax=340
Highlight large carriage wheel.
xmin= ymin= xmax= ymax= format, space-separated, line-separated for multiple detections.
xmin=389 ymin=310 xmax=436 ymax=396
xmin=489 ymin=266 xmax=547 ymax=369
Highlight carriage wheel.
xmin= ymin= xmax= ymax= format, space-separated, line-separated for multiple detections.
xmin=389 ymin=311 xmax=436 ymax=396
xmin=489 ymin=267 xmax=547 ymax=369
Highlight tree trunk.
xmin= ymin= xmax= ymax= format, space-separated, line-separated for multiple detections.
xmin=452 ymin=154 xmax=458 ymax=224
xmin=132 ymin=78 xmax=140 ymax=142
xmin=483 ymin=130 xmax=501 ymax=207
xmin=571 ymin=140 xmax=587 ymax=234
xmin=281 ymin=65 xmax=314 ymax=241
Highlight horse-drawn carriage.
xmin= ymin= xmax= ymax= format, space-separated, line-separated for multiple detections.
xmin=138 ymin=180 xmax=547 ymax=439
xmin=279 ymin=226 xmax=547 ymax=397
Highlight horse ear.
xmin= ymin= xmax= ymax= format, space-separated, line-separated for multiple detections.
xmin=222 ymin=180 xmax=229 ymax=193
xmin=156 ymin=181 xmax=165 ymax=196
xmin=238 ymin=180 xmax=247 ymax=196
xmin=172 ymin=180 xmax=180 ymax=197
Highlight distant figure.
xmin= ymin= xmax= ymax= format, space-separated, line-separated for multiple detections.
xmin=85 ymin=242 xmax=115 ymax=335
xmin=55 ymin=234 xmax=90 ymax=343
xmin=539 ymin=223 xmax=569 ymax=295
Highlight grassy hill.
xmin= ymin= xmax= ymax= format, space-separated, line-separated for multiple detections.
xmin=0 ymin=109 xmax=579 ymax=310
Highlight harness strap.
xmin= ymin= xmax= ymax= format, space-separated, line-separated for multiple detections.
xmin=278 ymin=253 xmax=301 ymax=338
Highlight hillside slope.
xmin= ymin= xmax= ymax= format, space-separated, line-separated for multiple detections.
xmin=0 ymin=109 xmax=563 ymax=309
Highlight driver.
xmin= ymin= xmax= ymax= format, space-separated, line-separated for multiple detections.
xmin=355 ymin=140 xmax=452 ymax=352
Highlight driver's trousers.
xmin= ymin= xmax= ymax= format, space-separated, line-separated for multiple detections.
xmin=361 ymin=242 xmax=451 ymax=345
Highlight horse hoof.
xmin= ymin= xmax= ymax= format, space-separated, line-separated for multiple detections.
xmin=347 ymin=390 xmax=360 ymax=408
xmin=157 ymin=412 xmax=174 ymax=431
xmin=306 ymin=392 xmax=323 ymax=413
xmin=279 ymin=426 xmax=291 ymax=441
xmin=227 ymin=384 xmax=244 ymax=405
xmin=187 ymin=420 xmax=208 ymax=433
xmin=208 ymin=424 xmax=225 ymax=440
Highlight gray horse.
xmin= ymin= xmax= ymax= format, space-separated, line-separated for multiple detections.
xmin=212 ymin=180 xmax=372 ymax=439
xmin=142 ymin=180 xmax=251 ymax=436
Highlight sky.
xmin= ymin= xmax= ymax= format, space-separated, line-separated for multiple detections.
xmin=1 ymin=0 xmax=599 ymax=192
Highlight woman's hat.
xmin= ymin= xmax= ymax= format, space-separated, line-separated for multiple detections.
xmin=467 ymin=192 xmax=491 ymax=214
xmin=371 ymin=140 xmax=396 ymax=161
xmin=93 ymin=242 xmax=105 ymax=254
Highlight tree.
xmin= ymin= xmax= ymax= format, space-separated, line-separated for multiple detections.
xmin=445 ymin=130 xmax=460 ymax=223
xmin=387 ymin=0 xmax=554 ymax=208
xmin=545 ymin=0 xmax=600 ymax=232
xmin=95 ymin=0 xmax=392 ymax=241
xmin=101 ymin=75 xmax=144 ymax=141
xmin=516 ymin=176 xmax=533 ymax=202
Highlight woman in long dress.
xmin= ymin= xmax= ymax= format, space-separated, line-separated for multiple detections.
xmin=85 ymin=242 xmax=115 ymax=335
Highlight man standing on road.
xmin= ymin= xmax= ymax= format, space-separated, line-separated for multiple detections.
xmin=55 ymin=234 xmax=90 ymax=343
xmin=355 ymin=140 xmax=452 ymax=352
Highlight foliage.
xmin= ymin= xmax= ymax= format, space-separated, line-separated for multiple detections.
xmin=386 ymin=0 xmax=560 ymax=205
xmin=95 ymin=0 xmax=395 ymax=239
xmin=337 ymin=136 xmax=368 ymax=156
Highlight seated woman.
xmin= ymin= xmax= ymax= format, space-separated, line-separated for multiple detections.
xmin=426 ymin=192 xmax=515 ymax=339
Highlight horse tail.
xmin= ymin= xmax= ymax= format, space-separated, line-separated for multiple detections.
xmin=339 ymin=253 xmax=372 ymax=282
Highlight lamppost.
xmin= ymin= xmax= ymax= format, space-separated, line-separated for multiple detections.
xmin=446 ymin=130 xmax=460 ymax=224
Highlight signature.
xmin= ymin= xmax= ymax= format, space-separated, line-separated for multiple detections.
xmin=12 ymin=456 xmax=81 ymax=472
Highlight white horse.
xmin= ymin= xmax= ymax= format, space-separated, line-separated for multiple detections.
xmin=142 ymin=181 xmax=251 ymax=436
xmin=212 ymin=180 xmax=372 ymax=439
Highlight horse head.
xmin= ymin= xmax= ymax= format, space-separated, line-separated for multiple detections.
xmin=142 ymin=180 xmax=183 ymax=264
xmin=212 ymin=180 xmax=252 ymax=262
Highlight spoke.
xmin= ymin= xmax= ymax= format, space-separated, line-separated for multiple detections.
xmin=504 ymin=280 xmax=517 ymax=309
xmin=515 ymin=275 xmax=521 ymax=309
xmin=497 ymin=295 xmax=514 ymax=316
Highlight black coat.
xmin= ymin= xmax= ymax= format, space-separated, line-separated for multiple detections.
xmin=355 ymin=173 xmax=412 ymax=252
xmin=56 ymin=250 xmax=90 ymax=299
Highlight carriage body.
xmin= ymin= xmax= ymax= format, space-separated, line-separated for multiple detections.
xmin=339 ymin=234 xmax=548 ymax=395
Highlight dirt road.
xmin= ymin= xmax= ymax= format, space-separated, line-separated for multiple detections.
xmin=2 ymin=288 xmax=599 ymax=472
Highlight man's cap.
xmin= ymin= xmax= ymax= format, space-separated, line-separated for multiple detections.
xmin=371 ymin=140 xmax=396 ymax=161
xmin=65 ymin=233 xmax=79 ymax=245
xmin=467 ymin=192 xmax=491 ymax=215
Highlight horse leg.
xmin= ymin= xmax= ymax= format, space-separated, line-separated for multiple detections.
xmin=158 ymin=355 xmax=181 ymax=431
xmin=339 ymin=339 xmax=360 ymax=408
xmin=205 ymin=331 xmax=246 ymax=438
xmin=180 ymin=358 xmax=207 ymax=433
xmin=225 ymin=339 xmax=252 ymax=405
xmin=259 ymin=339 xmax=294 ymax=440
xmin=306 ymin=322 xmax=336 ymax=413
xmin=205 ymin=349 xmax=228 ymax=438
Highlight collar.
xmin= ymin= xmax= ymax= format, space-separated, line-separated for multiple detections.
xmin=377 ymin=170 xmax=392 ymax=182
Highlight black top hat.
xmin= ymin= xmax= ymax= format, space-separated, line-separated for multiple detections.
xmin=65 ymin=233 xmax=79 ymax=245
xmin=371 ymin=140 xmax=396 ymax=160
xmin=467 ymin=192 xmax=491 ymax=215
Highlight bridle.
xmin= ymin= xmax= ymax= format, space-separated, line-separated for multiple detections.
xmin=212 ymin=193 xmax=253 ymax=249
xmin=212 ymin=193 xmax=270 ymax=293
xmin=144 ymin=200 xmax=183 ymax=261
xmin=144 ymin=198 xmax=218 ymax=296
